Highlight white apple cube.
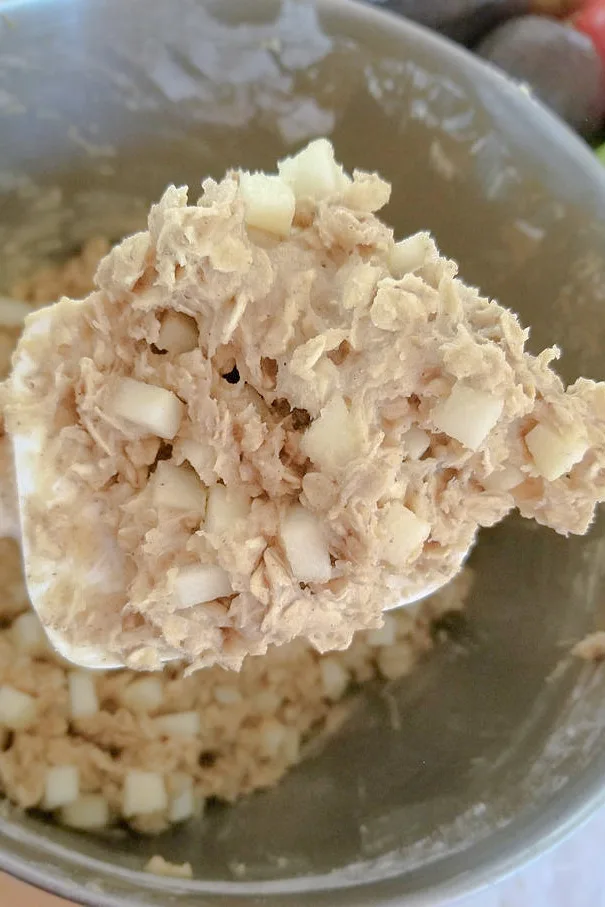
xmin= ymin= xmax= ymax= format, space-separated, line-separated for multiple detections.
xmin=123 ymin=770 xmax=168 ymax=817
xmin=300 ymin=396 xmax=363 ymax=472
xmin=377 ymin=641 xmax=417 ymax=681
xmin=68 ymin=672 xmax=99 ymax=719
xmin=378 ymin=502 xmax=431 ymax=569
xmin=403 ymin=427 xmax=431 ymax=460
xmin=282 ymin=727 xmax=300 ymax=763
xmin=278 ymin=138 xmax=349 ymax=201
xmin=261 ymin=720 xmax=287 ymax=757
xmin=389 ymin=232 xmax=438 ymax=278
xmin=179 ymin=439 xmax=215 ymax=477
xmin=319 ymin=659 xmax=349 ymax=701
xmin=279 ymin=504 xmax=332 ymax=584
xmin=213 ymin=686 xmax=242 ymax=705
xmin=0 ymin=685 xmax=37 ymax=730
xmin=43 ymin=765 xmax=80 ymax=811
xmin=168 ymin=774 xmax=197 ymax=823
xmin=145 ymin=856 xmax=193 ymax=878
xmin=157 ymin=311 xmax=199 ymax=355
xmin=525 ymin=423 xmax=588 ymax=481
xmin=174 ymin=563 xmax=233 ymax=609
xmin=153 ymin=462 xmax=207 ymax=512
xmin=61 ymin=794 xmax=110 ymax=830
xmin=240 ymin=173 xmax=296 ymax=236
xmin=110 ymin=377 xmax=184 ymax=440
xmin=482 ymin=465 xmax=525 ymax=492
xmin=205 ymin=484 xmax=250 ymax=536
xmin=12 ymin=611 xmax=50 ymax=656
xmin=432 ymin=383 xmax=503 ymax=451
xmin=153 ymin=711 xmax=201 ymax=737
xmin=120 ymin=676 xmax=165 ymax=713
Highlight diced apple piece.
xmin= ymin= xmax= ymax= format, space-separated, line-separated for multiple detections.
xmin=279 ymin=504 xmax=332 ymax=584
xmin=366 ymin=614 xmax=397 ymax=647
xmin=525 ymin=423 xmax=588 ymax=482
xmin=179 ymin=439 xmax=215 ymax=477
xmin=378 ymin=502 xmax=431 ymax=569
xmin=278 ymin=138 xmax=349 ymax=201
xmin=11 ymin=611 xmax=49 ymax=656
xmin=154 ymin=711 xmax=201 ymax=737
xmin=300 ymin=396 xmax=363 ymax=472
xmin=403 ymin=427 xmax=431 ymax=460
xmin=261 ymin=720 xmax=288 ymax=757
xmin=61 ymin=794 xmax=110 ymax=830
xmin=123 ymin=770 xmax=168 ymax=817
xmin=168 ymin=774 xmax=197 ymax=823
xmin=0 ymin=685 xmax=37 ymax=730
xmin=432 ymin=383 xmax=503 ymax=451
xmin=157 ymin=311 xmax=199 ymax=355
xmin=389 ymin=232 xmax=438 ymax=278
xmin=261 ymin=722 xmax=299 ymax=762
xmin=120 ymin=676 xmax=164 ymax=713
xmin=319 ymin=658 xmax=349 ymax=701
xmin=43 ymin=765 xmax=80 ymax=811
xmin=145 ymin=856 xmax=194 ymax=879
xmin=282 ymin=726 xmax=301 ymax=763
xmin=153 ymin=462 xmax=207 ymax=512
xmin=174 ymin=563 xmax=233 ymax=609
xmin=240 ymin=173 xmax=296 ymax=237
xmin=377 ymin=640 xmax=417 ymax=680
xmin=68 ymin=672 xmax=99 ymax=719
xmin=213 ymin=686 xmax=242 ymax=705
xmin=205 ymin=484 xmax=250 ymax=536
xmin=110 ymin=377 xmax=184 ymax=440
xmin=482 ymin=465 xmax=525 ymax=492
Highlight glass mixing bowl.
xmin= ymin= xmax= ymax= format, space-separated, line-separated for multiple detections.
xmin=1 ymin=1 xmax=605 ymax=904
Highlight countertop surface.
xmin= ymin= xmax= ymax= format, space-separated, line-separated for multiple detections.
xmin=2 ymin=805 xmax=605 ymax=907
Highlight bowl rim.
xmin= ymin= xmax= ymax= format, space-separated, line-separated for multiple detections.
xmin=2 ymin=0 xmax=605 ymax=905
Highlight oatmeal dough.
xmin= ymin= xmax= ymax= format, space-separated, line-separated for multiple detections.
xmin=4 ymin=139 xmax=605 ymax=672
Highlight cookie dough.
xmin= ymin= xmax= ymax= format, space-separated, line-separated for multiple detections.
xmin=4 ymin=139 xmax=605 ymax=672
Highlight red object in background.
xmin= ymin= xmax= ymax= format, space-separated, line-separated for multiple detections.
xmin=574 ymin=1 xmax=605 ymax=66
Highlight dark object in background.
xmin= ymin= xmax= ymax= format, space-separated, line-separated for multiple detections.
xmin=477 ymin=15 xmax=605 ymax=137
xmin=366 ymin=0 xmax=577 ymax=46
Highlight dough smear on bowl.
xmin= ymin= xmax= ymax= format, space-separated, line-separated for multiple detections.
xmin=4 ymin=139 xmax=605 ymax=672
